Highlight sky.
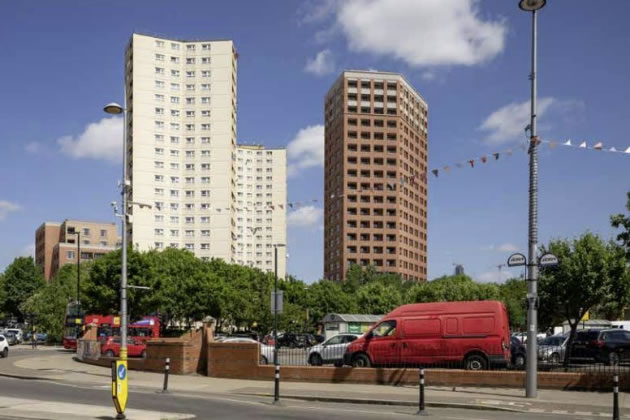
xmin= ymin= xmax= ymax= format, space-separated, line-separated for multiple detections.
xmin=1 ymin=0 xmax=629 ymax=284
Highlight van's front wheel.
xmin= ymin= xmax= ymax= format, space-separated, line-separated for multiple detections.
xmin=465 ymin=354 xmax=487 ymax=371
xmin=352 ymin=353 xmax=371 ymax=368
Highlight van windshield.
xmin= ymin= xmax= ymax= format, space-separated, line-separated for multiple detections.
xmin=372 ymin=320 xmax=396 ymax=338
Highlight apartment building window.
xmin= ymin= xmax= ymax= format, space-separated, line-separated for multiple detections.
xmin=154 ymin=242 xmax=163 ymax=249
xmin=186 ymin=97 xmax=195 ymax=105
xmin=170 ymin=216 xmax=179 ymax=223
xmin=170 ymin=82 xmax=180 ymax=91
xmin=201 ymin=190 xmax=210 ymax=197
xmin=154 ymin=147 xmax=164 ymax=155
xmin=186 ymin=44 xmax=195 ymax=51
xmin=201 ymin=217 xmax=209 ymax=224
xmin=154 ymin=188 xmax=164 ymax=196
xmin=201 ymin=70 xmax=210 ymax=78
xmin=154 ymin=121 xmax=164 ymax=130
xmin=186 ymin=71 xmax=195 ymax=78
xmin=201 ymin=163 xmax=210 ymax=170
xmin=155 ymin=40 xmax=164 ymax=48
xmin=67 ymin=251 xmax=75 ymax=260
xmin=201 ymin=123 xmax=210 ymax=131
xmin=170 ymin=190 xmax=179 ymax=197
xmin=155 ymin=229 xmax=164 ymax=236
xmin=186 ymin=84 xmax=195 ymax=91
xmin=155 ymin=54 xmax=165 ymax=61
xmin=154 ymin=161 xmax=164 ymax=169
xmin=155 ymin=202 xmax=164 ymax=211
xmin=170 ymin=163 xmax=179 ymax=170
xmin=185 ymin=137 xmax=195 ymax=145
xmin=155 ymin=215 xmax=164 ymax=223
xmin=171 ymin=69 xmax=180 ymax=77
xmin=185 ymin=190 xmax=194 ymax=198
xmin=155 ymin=67 xmax=165 ymax=75
xmin=201 ymin=84 xmax=210 ymax=91
xmin=170 ymin=176 xmax=179 ymax=184
xmin=201 ymin=110 xmax=210 ymax=117
xmin=169 ymin=243 xmax=179 ymax=249
xmin=154 ymin=175 xmax=164 ymax=182
xmin=170 ymin=136 xmax=179 ymax=144
xmin=202 ymin=57 xmax=210 ymax=64
xmin=185 ymin=150 xmax=194 ymax=158
xmin=184 ymin=203 xmax=194 ymax=211
xmin=201 ymin=176 xmax=210 ymax=184
xmin=200 ymin=203 xmax=210 ymax=210
xmin=155 ymin=94 xmax=164 ymax=102
xmin=170 ymin=109 xmax=180 ymax=117
xmin=170 ymin=229 xmax=179 ymax=237
xmin=202 ymin=44 xmax=211 ymax=50
xmin=170 ymin=96 xmax=180 ymax=104
xmin=155 ymin=107 xmax=164 ymax=116
xmin=201 ymin=97 xmax=210 ymax=104
xmin=186 ymin=58 xmax=195 ymax=64
xmin=185 ymin=243 xmax=194 ymax=250
xmin=170 ymin=123 xmax=180 ymax=131
xmin=201 ymin=150 xmax=210 ymax=158
xmin=185 ymin=176 xmax=194 ymax=184
xmin=155 ymin=134 xmax=164 ymax=143
xmin=171 ymin=42 xmax=179 ymax=50
xmin=185 ymin=230 xmax=194 ymax=238
xmin=170 ymin=56 xmax=179 ymax=64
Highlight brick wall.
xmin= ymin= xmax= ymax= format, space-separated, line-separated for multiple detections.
xmin=77 ymin=323 xmax=213 ymax=375
xmin=207 ymin=342 xmax=630 ymax=391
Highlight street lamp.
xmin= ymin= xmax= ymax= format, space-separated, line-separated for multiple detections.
xmin=66 ymin=227 xmax=81 ymax=314
xmin=104 ymin=100 xmax=128 ymax=419
xmin=519 ymin=0 xmax=546 ymax=399
xmin=272 ymin=243 xmax=286 ymax=404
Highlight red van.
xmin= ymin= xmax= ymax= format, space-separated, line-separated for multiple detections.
xmin=343 ymin=301 xmax=511 ymax=370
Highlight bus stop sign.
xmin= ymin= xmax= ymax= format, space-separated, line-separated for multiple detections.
xmin=112 ymin=360 xmax=128 ymax=416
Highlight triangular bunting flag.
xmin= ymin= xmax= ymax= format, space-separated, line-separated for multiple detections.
xmin=506 ymin=149 xmax=513 ymax=156
xmin=625 ymin=147 xmax=630 ymax=154
xmin=609 ymin=147 xmax=617 ymax=152
xmin=431 ymin=169 xmax=439 ymax=177
xmin=288 ymin=203 xmax=293 ymax=208
xmin=468 ymin=160 xmax=475 ymax=168
xmin=480 ymin=156 xmax=487 ymax=163
xmin=279 ymin=204 xmax=284 ymax=209
xmin=443 ymin=166 xmax=450 ymax=173
xmin=493 ymin=153 xmax=500 ymax=160
xmin=593 ymin=142 xmax=603 ymax=150
xmin=563 ymin=139 xmax=572 ymax=146
xmin=549 ymin=141 xmax=557 ymax=149
xmin=579 ymin=141 xmax=587 ymax=148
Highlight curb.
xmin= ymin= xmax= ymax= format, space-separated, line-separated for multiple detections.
xmin=238 ymin=392 xmax=526 ymax=413
xmin=0 ymin=371 xmax=53 ymax=381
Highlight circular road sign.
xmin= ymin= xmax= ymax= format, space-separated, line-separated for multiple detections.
xmin=539 ymin=253 xmax=559 ymax=267
xmin=507 ymin=253 xmax=527 ymax=267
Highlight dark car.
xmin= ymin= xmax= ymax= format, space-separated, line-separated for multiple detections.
xmin=510 ymin=337 xmax=526 ymax=368
xmin=569 ymin=329 xmax=630 ymax=365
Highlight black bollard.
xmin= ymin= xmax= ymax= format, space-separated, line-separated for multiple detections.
xmin=273 ymin=364 xmax=280 ymax=403
xmin=613 ymin=375 xmax=620 ymax=420
xmin=162 ymin=357 xmax=170 ymax=393
xmin=417 ymin=367 xmax=427 ymax=416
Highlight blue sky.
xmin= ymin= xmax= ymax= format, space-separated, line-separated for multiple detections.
xmin=1 ymin=0 xmax=629 ymax=283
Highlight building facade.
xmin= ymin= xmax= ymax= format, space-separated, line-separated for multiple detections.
xmin=35 ymin=220 xmax=120 ymax=281
xmin=323 ymin=70 xmax=428 ymax=282
xmin=234 ymin=145 xmax=287 ymax=277
xmin=125 ymin=33 xmax=286 ymax=277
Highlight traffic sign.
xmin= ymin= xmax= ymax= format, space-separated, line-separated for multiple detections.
xmin=271 ymin=290 xmax=283 ymax=314
xmin=539 ymin=253 xmax=559 ymax=267
xmin=507 ymin=253 xmax=527 ymax=267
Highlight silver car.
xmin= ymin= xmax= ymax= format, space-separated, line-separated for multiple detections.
xmin=216 ymin=337 xmax=275 ymax=365
xmin=538 ymin=334 xmax=568 ymax=365
xmin=308 ymin=334 xmax=361 ymax=367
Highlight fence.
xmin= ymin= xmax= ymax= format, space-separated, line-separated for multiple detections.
xmin=252 ymin=337 xmax=627 ymax=375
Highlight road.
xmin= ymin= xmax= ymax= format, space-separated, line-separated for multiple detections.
xmin=0 ymin=374 xmax=618 ymax=420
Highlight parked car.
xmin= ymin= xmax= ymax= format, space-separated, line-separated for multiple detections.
xmin=3 ymin=332 xmax=18 ymax=346
xmin=101 ymin=337 xmax=147 ymax=358
xmin=569 ymin=329 xmax=630 ymax=365
xmin=308 ymin=334 xmax=360 ymax=366
xmin=217 ymin=337 xmax=274 ymax=364
xmin=538 ymin=334 xmax=568 ymax=365
xmin=0 ymin=335 xmax=8 ymax=358
xmin=5 ymin=329 xmax=23 ymax=344
xmin=343 ymin=301 xmax=511 ymax=370
xmin=510 ymin=336 xmax=527 ymax=368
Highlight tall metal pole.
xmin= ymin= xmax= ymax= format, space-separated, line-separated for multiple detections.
xmin=77 ymin=231 xmax=81 ymax=309
xmin=273 ymin=245 xmax=279 ymax=402
xmin=120 ymin=89 xmax=128 ymax=363
xmin=525 ymin=7 xmax=539 ymax=399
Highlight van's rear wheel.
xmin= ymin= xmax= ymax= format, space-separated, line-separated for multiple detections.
xmin=352 ymin=353 xmax=371 ymax=368
xmin=465 ymin=354 xmax=487 ymax=371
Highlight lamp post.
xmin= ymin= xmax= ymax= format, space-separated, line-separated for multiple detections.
xmin=519 ymin=0 xmax=546 ymax=399
xmin=273 ymin=243 xmax=285 ymax=403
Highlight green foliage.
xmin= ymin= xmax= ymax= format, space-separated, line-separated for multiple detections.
xmin=2 ymin=256 xmax=45 ymax=322
xmin=539 ymin=233 xmax=630 ymax=332
xmin=498 ymin=278 xmax=527 ymax=330
xmin=611 ymin=191 xmax=630 ymax=262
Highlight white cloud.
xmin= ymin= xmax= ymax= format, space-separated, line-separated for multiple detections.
xmin=477 ymin=269 xmax=515 ymax=284
xmin=0 ymin=201 xmax=20 ymax=221
xmin=481 ymin=243 xmax=520 ymax=253
xmin=58 ymin=117 xmax=123 ymax=163
xmin=19 ymin=244 xmax=35 ymax=258
xmin=421 ymin=71 xmax=436 ymax=81
xmin=287 ymin=124 xmax=324 ymax=177
xmin=479 ymin=97 xmax=555 ymax=145
xmin=288 ymin=206 xmax=323 ymax=227
xmin=25 ymin=142 xmax=41 ymax=154
xmin=316 ymin=0 xmax=506 ymax=68
xmin=305 ymin=49 xmax=335 ymax=76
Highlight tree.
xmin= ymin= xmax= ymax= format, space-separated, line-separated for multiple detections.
xmin=356 ymin=282 xmax=402 ymax=315
xmin=611 ymin=191 xmax=630 ymax=262
xmin=538 ymin=233 xmax=630 ymax=366
xmin=410 ymin=274 xmax=499 ymax=303
xmin=2 ymin=257 xmax=45 ymax=322
xmin=498 ymin=278 xmax=527 ymax=330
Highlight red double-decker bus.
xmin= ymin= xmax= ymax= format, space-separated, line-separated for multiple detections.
xmin=62 ymin=302 xmax=84 ymax=350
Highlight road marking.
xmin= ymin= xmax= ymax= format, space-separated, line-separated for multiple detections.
xmin=551 ymin=410 xmax=568 ymax=414
xmin=574 ymin=411 xmax=593 ymax=416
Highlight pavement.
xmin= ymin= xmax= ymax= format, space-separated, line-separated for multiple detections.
xmin=1 ymin=345 xmax=628 ymax=419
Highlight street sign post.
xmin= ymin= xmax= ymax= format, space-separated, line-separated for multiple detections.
xmin=271 ymin=290 xmax=283 ymax=314
xmin=507 ymin=253 xmax=527 ymax=267
xmin=539 ymin=253 xmax=559 ymax=267
xmin=112 ymin=360 xmax=128 ymax=419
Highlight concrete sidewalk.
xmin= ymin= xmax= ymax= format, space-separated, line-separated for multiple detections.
xmin=2 ymin=350 xmax=628 ymax=418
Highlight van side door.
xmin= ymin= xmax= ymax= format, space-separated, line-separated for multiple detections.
xmin=400 ymin=317 xmax=442 ymax=366
xmin=366 ymin=320 xmax=400 ymax=366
